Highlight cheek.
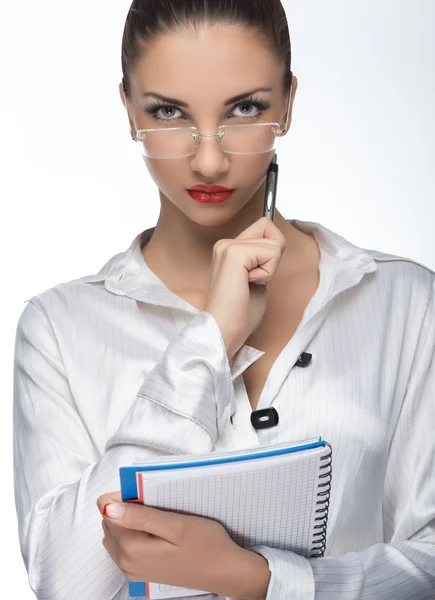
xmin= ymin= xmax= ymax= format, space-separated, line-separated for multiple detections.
xmin=240 ymin=153 xmax=274 ymax=184
xmin=143 ymin=157 xmax=187 ymax=192
xmin=231 ymin=153 xmax=274 ymax=198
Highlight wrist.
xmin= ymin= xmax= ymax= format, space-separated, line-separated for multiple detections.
xmin=226 ymin=548 xmax=271 ymax=600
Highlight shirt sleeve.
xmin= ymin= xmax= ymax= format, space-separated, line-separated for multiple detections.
xmin=13 ymin=300 xmax=232 ymax=600
xmin=249 ymin=278 xmax=435 ymax=600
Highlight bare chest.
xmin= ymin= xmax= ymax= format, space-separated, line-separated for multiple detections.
xmin=242 ymin=273 xmax=319 ymax=411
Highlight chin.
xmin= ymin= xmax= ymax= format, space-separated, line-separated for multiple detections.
xmin=188 ymin=202 xmax=263 ymax=232
xmin=185 ymin=205 xmax=241 ymax=229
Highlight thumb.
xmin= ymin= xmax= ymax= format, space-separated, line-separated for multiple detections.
xmin=97 ymin=491 xmax=122 ymax=514
xmin=108 ymin=500 xmax=187 ymax=543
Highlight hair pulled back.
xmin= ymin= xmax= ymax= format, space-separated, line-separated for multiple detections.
xmin=121 ymin=0 xmax=292 ymax=100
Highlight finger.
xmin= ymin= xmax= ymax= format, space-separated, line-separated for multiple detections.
xmin=97 ymin=491 xmax=122 ymax=515
xmin=103 ymin=516 xmax=147 ymax=556
xmin=222 ymin=241 xmax=283 ymax=279
xmin=102 ymin=521 xmax=122 ymax=565
xmin=102 ymin=518 xmax=121 ymax=546
xmin=102 ymin=519 xmax=121 ymax=558
xmin=102 ymin=501 xmax=186 ymax=544
xmin=235 ymin=216 xmax=286 ymax=245
xmin=225 ymin=238 xmax=282 ymax=248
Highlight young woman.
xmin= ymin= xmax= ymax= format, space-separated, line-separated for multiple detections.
xmin=13 ymin=1 xmax=435 ymax=599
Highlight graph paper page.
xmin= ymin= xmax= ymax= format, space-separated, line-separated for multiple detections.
xmin=141 ymin=446 xmax=326 ymax=599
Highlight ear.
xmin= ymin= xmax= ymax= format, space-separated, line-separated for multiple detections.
xmin=281 ymin=74 xmax=298 ymax=135
xmin=119 ymin=82 xmax=136 ymax=139
xmin=119 ymin=82 xmax=127 ymax=108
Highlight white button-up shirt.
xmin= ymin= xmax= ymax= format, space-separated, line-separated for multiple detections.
xmin=13 ymin=219 xmax=435 ymax=600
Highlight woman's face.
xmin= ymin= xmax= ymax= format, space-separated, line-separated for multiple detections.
xmin=121 ymin=23 xmax=297 ymax=227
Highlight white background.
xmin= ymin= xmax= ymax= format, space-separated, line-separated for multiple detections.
xmin=1 ymin=1 xmax=434 ymax=596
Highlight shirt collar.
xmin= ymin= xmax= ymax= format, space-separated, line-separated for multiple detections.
xmin=80 ymin=218 xmax=379 ymax=317
xmin=80 ymin=219 xmax=378 ymax=378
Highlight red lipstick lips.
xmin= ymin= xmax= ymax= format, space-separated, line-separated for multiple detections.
xmin=189 ymin=185 xmax=233 ymax=193
xmin=187 ymin=185 xmax=235 ymax=203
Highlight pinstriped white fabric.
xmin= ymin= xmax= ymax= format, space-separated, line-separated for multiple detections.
xmin=13 ymin=219 xmax=435 ymax=600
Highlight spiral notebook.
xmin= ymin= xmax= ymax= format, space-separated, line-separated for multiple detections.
xmin=119 ymin=436 xmax=332 ymax=599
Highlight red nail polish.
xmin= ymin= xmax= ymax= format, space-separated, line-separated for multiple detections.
xmin=103 ymin=503 xmax=110 ymax=517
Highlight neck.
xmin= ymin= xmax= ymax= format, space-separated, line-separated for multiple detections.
xmin=141 ymin=182 xmax=317 ymax=293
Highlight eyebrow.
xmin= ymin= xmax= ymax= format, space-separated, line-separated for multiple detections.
xmin=142 ymin=87 xmax=272 ymax=107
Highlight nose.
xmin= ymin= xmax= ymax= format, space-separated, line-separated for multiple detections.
xmin=189 ymin=132 xmax=230 ymax=179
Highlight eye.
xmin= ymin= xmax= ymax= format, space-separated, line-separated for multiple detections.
xmin=144 ymin=103 xmax=188 ymax=123
xmin=143 ymin=96 xmax=271 ymax=124
xmin=229 ymin=97 xmax=270 ymax=121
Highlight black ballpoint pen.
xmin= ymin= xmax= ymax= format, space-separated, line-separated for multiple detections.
xmin=263 ymin=152 xmax=279 ymax=221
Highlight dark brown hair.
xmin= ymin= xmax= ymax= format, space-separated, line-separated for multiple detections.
xmin=121 ymin=0 xmax=292 ymax=100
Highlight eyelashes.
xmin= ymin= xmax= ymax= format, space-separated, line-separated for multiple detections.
xmin=144 ymin=102 xmax=189 ymax=121
xmin=143 ymin=95 xmax=271 ymax=122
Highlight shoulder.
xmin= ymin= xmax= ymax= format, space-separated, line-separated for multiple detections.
xmin=364 ymin=246 xmax=434 ymax=302
xmin=20 ymin=243 xmax=124 ymax=311
xmin=358 ymin=249 xmax=435 ymax=343
xmin=16 ymin=262 xmax=115 ymax=338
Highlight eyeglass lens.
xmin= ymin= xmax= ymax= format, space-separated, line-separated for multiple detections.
xmin=137 ymin=124 xmax=279 ymax=158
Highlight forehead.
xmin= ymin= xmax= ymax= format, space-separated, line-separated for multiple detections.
xmin=130 ymin=23 xmax=284 ymax=103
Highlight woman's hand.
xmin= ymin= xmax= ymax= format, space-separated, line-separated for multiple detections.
xmin=97 ymin=492 xmax=271 ymax=599
xmin=204 ymin=216 xmax=287 ymax=361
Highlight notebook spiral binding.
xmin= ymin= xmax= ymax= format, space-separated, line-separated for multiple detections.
xmin=310 ymin=442 xmax=332 ymax=558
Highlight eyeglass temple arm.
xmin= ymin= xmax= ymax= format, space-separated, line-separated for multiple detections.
xmin=281 ymin=71 xmax=293 ymax=134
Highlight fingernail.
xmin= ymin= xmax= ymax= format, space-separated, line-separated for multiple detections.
xmin=103 ymin=503 xmax=126 ymax=519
